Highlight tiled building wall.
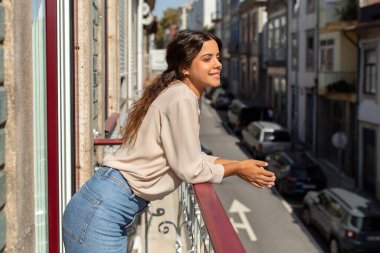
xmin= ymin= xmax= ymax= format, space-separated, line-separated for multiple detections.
xmin=0 ymin=2 xmax=6 ymax=250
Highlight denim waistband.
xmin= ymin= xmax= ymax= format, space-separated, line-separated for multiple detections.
xmin=96 ymin=165 xmax=137 ymax=200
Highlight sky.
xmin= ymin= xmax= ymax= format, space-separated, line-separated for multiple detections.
xmin=153 ymin=0 xmax=190 ymax=19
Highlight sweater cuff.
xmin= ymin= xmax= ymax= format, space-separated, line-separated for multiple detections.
xmin=210 ymin=163 xmax=224 ymax=183
xmin=201 ymin=152 xmax=220 ymax=163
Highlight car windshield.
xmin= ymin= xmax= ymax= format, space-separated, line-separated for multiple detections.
xmin=264 ymin=131 xmax=291 ymax=142
xmin=351 ymin=216 xmax=380 ymax=231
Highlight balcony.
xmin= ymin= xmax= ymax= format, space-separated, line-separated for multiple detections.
xmin=318 ymin=71 xmax=357 ymax=103
xmin=266 ymin=47 xmax=287 ymax=65
xmin=94 ymin=137 xmax=245 ymax=253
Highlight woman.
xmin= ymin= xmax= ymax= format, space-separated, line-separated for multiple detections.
xmin=62 ymin=29 xmax=275 ymax=252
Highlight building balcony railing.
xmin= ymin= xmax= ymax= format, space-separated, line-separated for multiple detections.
xmin=318 ymin=71 xmax=357 ymax=103
xmin=94 ymin=138 xmax=245 ymax=252
xmin=265 ymin=47 xmax=287 ymax=64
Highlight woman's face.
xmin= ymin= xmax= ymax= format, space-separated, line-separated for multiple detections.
xmin=182 ymin=39 xmax=222 ymax=97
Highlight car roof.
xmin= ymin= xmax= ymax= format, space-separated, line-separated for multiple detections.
xmin=327 ymin=188 xmax=380 ymax=217
xmin=253 ymin=121 xmax=285 ymax=130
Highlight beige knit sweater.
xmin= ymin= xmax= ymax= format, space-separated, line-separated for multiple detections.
xmin=102 ymin=81 xmax=224 ymax=201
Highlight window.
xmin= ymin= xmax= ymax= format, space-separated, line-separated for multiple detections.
xmin=293 ymin=0 xmax=300 ymax=16
xmin=280 ymin=16 xmax=287 ymax=46
xmin=291 ymin=33 xmax=298 ymax=69
xmin=363 ymin=49 xmax=377 ymax=95
xmin=306 ymin=0 xmax=315 ymax=14
xmin=268 ymin=22 xmax=273 ymax=49
xmin=320 ymin=39 xmax=334 ymax=71
xmin=306 ymin=30 xmax=315 ymax=71
xmin=274 ymin=18 xmax=280 ymax=48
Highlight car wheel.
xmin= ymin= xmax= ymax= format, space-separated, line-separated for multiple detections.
xmin=329 ymin=238 xmax=340 ymax=253
xmin=301 ymin=207 xmax=311 ymax=226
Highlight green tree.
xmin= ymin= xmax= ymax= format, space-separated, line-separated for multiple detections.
xmin=155 ymin=8 xmax=178 ymax=49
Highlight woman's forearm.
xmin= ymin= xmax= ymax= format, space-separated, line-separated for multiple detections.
xmin=214 ymin=158 xmax=241 ymax=177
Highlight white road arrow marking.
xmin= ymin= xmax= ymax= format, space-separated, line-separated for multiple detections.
xmin=229 ymin=199 xmax=257 ymax=242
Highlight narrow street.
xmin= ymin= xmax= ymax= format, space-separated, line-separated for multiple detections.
xmin=200 ymin=98 xmax=325 ymax=253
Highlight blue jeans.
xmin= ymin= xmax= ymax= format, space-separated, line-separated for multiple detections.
xmin=62 ymin=166 xmax=149 ymax=253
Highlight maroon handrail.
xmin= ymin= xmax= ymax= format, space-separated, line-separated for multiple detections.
xmin=104 ymin=112 xmax=119 ymax=134
xmin=94 ymin=138 xmax=123 ymax=145
xmin=193 ymin=183 xmax=246 ymax=253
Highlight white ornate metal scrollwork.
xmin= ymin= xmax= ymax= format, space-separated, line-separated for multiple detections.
xmin=179 ymin=183 xmax=214 ymax=253
xmin=142 ymin=183 xmax=215 ymax=253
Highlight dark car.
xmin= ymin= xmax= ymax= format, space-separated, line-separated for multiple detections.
xmin=227 ymin=99 xmax=274 ymax=135
xmin=265 ymin=151 xmax=327 ymax=196
xmin=302 ymin=188 xmax=380 ymax=253
xmin=211 ymin=89 xmax=235 ymax=110
xmin=204 ymin=87 xmax=219 ymax=99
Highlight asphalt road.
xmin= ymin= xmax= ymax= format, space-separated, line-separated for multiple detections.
xmin=199 ymin=98 xmax=325 ymax=253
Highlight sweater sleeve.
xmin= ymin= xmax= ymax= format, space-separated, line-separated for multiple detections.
xmin=161 ymin=98 xmax=224 ymax=184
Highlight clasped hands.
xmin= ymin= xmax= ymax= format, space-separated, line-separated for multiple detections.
xmin=237 ymin=159 xmax=276 ymax=189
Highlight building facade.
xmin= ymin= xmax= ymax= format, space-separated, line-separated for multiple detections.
xmin=354 ymin=0 xmax=380 ymax=199
xmin=0 ymin=0 xmax=154 ymax=252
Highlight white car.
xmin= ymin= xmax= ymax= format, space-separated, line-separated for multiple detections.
xmin=241 ymin=121 xmax=292 ymax=159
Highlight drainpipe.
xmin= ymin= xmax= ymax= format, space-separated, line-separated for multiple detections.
xmin=314 ymin=0 xmax=320 ymax=155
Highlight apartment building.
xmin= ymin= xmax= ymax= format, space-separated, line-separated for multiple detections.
xmin=351 ymin=0 xmax=380 ymax=199
xmin=186 ymin=0 xmax=217 ymax=31
xmin=264 ymin=0 xmax=288 ymax=125
xmin=238 ymin=0 xmax=267 ymax=102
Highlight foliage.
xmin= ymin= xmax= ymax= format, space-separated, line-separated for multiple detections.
xmin=326 ymin=80 xmax=355 ymax=93
xmin=335 ymin=0 xmax=359 ymax=21
xmin=203 ymin=25 xmax=215 ymax=34
xmin=154 ymin=8 xmax=179 ymax=49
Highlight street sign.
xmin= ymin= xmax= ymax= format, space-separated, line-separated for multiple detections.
xmin=332 ymin=131 xmax=347 ymax=149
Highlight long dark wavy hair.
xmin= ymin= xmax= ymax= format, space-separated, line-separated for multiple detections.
xmin=122 ymin=29 xmax=222 ymax=146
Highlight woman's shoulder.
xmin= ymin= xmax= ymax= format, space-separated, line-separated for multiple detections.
xmin=152 ymin=81 xmax=196 ymax=109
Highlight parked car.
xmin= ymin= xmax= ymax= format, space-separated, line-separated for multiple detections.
xmin=204 ymin=87 xmax=219 ymax=99
xmin=211 ymin=88 xmax=235 ymax=110
xmin=265 ymin=150 xmax=326 ymax=196
xmin=241 ymin=121 xmax=292 ymax=159
xmin=227 ymin=99 xmax=274 ymax=134
xmin=302 ymin=188 xmax=380 ymax=253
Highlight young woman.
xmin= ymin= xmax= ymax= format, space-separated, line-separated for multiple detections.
xmin=62 ymin=29 xmax=275 ymax=252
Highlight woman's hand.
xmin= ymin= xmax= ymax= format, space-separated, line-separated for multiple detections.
xmin=236 ymin=159 xmax=275 ymax=189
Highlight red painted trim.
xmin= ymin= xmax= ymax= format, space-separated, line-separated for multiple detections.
xmin=45 ymin=0 xmax=59 ymax=252
xmin=104 ymin=113 xmax=119 ymax=134
xmin=193 ymin=183 xmax=246 ymax=253
xmin=94 ymin=138 xmax=123 ymax=146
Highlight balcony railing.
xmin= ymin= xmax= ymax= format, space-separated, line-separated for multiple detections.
xmin=318 ymin=71 xmax=357 ymax=102
xmin=94 ymin=138 xmax=246 ymax=252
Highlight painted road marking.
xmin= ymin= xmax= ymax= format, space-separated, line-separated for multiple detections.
xmin=229 ymin=199 xmax=258 ymax=242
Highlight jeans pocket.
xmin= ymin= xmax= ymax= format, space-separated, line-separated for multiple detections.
xmin=62 ymin=183 xmax=102 ymax=244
